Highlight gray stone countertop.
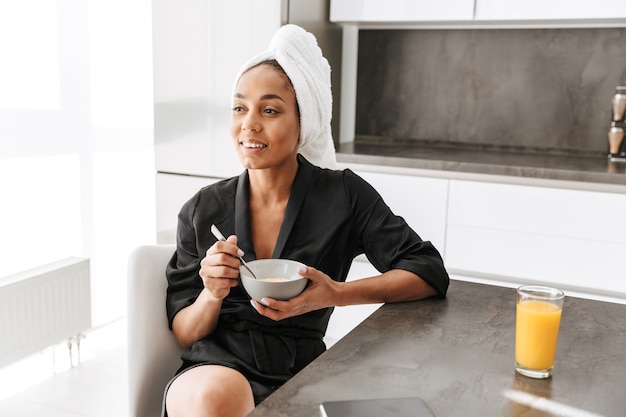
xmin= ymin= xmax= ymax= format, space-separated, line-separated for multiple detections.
xmin=248 ymin=280 xmax=626 ymax=417
xmin=336 ymin=140 xmax=626 ymax=192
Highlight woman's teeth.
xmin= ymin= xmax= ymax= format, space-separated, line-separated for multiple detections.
xmin=243 ymin=142 xmax=266 ymax=148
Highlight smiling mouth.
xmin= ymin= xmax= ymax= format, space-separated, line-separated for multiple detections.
xmin=241 ymin=141 xmax=267 ymax=149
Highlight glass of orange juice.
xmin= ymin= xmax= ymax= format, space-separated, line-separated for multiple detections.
xmin=515 ymin=285 xmax=565 ymax=379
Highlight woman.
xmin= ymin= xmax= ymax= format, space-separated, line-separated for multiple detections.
xmin=164 ymin=25 xmax=449 ymax=417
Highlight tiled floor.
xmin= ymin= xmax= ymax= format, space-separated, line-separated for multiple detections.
xmin=0 ymin=320 xmax=128 ymax=417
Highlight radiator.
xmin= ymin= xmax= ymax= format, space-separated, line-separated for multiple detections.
xmin=0 ymin=257 xmax=91 ymax=368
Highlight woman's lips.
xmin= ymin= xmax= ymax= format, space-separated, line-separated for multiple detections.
xmin=241 ymin=141 xmax=267 ymax=149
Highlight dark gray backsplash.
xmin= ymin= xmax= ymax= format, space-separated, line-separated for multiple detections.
xmin=355 ymin=28 xmax=626 ymax=155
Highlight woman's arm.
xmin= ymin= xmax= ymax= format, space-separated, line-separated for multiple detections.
xmin=250 ymin=266 xmax=437 ymax=321
xmin=333 ymin=268 xmax=438 ymax=305
xmin=171 ymin=289 xmax=224 ymax=348
xmin=171 ymin=236 xmax=243 ymax=348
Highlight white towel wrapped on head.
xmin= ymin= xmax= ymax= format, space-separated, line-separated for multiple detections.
xmin=233 ymin=24 xmax=337 ymax=169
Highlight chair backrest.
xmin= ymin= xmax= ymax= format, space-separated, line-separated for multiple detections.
xmin=127 ymin=244 xmax=183 ymax=417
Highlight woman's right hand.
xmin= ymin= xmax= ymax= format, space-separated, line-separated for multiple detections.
xmin=199 ymin=235 xmax=243 ymax=300
xmin=172 ymin=234 xmax=244 ymax=348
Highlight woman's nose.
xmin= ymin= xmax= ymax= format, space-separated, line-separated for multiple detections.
xmin=242 ymin=113 xmax=260 ymax=132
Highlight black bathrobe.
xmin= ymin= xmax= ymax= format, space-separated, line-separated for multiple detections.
xmin=165 ymin=154 xmax=449 ymax=405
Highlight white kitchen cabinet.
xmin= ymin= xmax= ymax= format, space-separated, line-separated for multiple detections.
xmin=153 ymin=0 xmax=283 ymax=179
xmin=324 ymin=259 xmax=382 ymax=347
xmin=356 ymin=171 xmax=449 ymax=255
xmin=156 ymin=173 xmax=222 ymax=244
xmin=331 ymin=0 xmax=626 ymax=26
xmin=330 ymin=0 xmax=475 ymax=22
xmin=445 ymin=180 xmax=626 ymax=298
xmin=475 ymin=0 xmax=626 ymax=21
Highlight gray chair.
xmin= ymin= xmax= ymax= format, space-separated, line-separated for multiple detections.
xmin=127 ymin=244 xmax=182 ymax=417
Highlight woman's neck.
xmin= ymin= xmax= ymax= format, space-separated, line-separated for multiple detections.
xmin=247 ymin=159 xmax=299 ymax=258
xmin=247 ymin=159 xmax=299 ymax=204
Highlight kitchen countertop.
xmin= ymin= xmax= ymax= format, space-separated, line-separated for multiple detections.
xmin=248 ymin=280 xmax=626 ymax=417
xmin=336 ymin=140 xmax=626 ymax=192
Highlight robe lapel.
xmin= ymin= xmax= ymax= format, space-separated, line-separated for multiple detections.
xmin=235 ymin=170 xmax=256 ymax=261
xmin=234 ymin=155 xmax=314 ymax=260
xmin=272 ymin=155 xmax=313 ymax=258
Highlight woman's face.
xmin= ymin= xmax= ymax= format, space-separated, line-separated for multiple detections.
xmin=230 ymin=64 xmax=300 ymax=171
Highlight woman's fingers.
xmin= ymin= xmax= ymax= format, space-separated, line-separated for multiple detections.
xmin=250 ymin=266 xmax=341 ymax=321
xmin=199 ymin=235 xmax=244 ymax=298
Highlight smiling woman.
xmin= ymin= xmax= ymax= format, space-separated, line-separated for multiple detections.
xmin=163 ymin=24 xmax=449 ymax=417
xmin=230 ymin=61 xmax=301 ymax=172
xmin=231 ymin=26 xmax=337 ymax=171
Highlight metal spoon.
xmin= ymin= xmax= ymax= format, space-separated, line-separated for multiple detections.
xmin=210 ymin=224 xmax=258 ymax=280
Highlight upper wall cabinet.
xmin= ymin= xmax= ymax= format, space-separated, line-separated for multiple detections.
xmin=330 ymin=0 xmax=626 ymax=27
xmin=330 ymin=0 xmax=475 ymax=23
xmin=475 ymin=0 xmax=626 ymax=21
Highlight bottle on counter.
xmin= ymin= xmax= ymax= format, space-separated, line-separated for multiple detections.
xmin=608 ymin=87 xmax=626 ymax=162
xmin=608 ymin=121 xmax=624 ymax=156
xmin=611 ymin=86 xmax=626 ymax=122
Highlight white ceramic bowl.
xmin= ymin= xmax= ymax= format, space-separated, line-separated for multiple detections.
xmin=240 ymin=259 xmax=307 ymax=302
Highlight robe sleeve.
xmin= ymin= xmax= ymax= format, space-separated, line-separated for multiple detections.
xmin=165 ymin=190 xmax=204 ymax=329
xmin=344 ymin=169 xmax=450 ymax=298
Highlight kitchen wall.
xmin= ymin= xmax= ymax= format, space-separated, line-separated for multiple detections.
xmin=355 ymin=28 xmax=626 ymax=155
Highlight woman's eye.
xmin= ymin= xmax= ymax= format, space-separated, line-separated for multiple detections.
xmin=263 ymin=108 xmax=278 ymax=115
xmin=232 ymin=105 xmax=245 ymax=112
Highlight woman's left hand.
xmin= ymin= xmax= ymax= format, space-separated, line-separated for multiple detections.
xmin=249 ymin=266 xmax=341 ymax=320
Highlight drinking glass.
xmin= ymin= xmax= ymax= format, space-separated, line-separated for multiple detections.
xmin=515 ymin=285 xmax=565 ymax=379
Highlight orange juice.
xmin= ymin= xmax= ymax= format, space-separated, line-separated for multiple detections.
xmin=515 ymin=299 xmax=562 ymax=371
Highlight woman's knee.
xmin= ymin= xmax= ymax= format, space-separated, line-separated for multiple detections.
xmin=166 ymin=365 xmax=255 ymax=417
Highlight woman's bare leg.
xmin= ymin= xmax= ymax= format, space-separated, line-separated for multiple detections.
xmin=166 ymin=365 xmax=255 ymax=417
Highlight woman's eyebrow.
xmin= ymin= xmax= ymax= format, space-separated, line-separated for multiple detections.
xmin=233 ymin=92 xmax=286 ymax=103
xmin=260 ymin=94 xmax=286 ymax=103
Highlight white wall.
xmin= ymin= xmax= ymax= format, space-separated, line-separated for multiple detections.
xmin=0 ymin=0 xmax=155 ymax=326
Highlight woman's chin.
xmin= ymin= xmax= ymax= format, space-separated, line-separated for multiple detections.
xmin=238 ymin=156 xmax=269 ymax=171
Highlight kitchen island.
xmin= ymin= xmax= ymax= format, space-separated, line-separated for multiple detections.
xmin=248 ymin=280 xmax=626 ymax=417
